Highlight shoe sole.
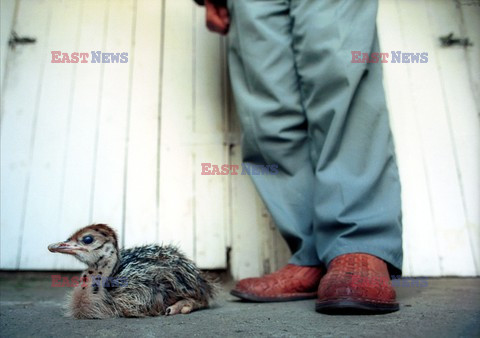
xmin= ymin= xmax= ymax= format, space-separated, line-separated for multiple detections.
xmin=315 ymin=300 xmax=399 ymax=314
xmin=230 ymin=289 xmax=317 ymax=302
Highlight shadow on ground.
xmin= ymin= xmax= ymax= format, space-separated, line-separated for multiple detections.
xmin=0 ymin=273 xmax=479 ymax=337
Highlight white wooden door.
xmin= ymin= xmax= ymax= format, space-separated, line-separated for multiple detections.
xmin=0 ymin=0 xmax=229 ymax=270
xmin=1 ymin=0 xmax=479 ymax=278
xmin=378 ymin=0 xmax=479 ymax=276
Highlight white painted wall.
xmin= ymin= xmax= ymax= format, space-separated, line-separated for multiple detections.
xmin=0 ymin=0 xmax=478 ymax=278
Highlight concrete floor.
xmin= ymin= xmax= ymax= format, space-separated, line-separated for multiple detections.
xmin=0 ymin=273 xmax=479 ymax=338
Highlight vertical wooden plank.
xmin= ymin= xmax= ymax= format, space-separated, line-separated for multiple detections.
xmin=159 ymin=0 xmax=195 ymax=259
xmin=193 ymin=4 xmax=228 ymax=268
xmin=158 ymin=146 xmax=195 ymax=258
xmin=270 ymin=220 xmax=291 ymax=271
xmin=261 ymin=216 xmax=290 ymax=275
xmin=222 ymin=40 xmax=233 ymax=253
xmin=193 ymin=9 xmax=224 ymax=135
xmin=19 ymin=0 xmax=82 ymax=269
xmin=458 ymin=0 xmax=480 ymax=274
xmin=55 ymin=0 xmax=109 ymax=270
xmin=0 ymin=0 xmax=51 ymax=269
xmin=229 ymin=149 xmax=291 ymax=279
xmin=90 ymin=0 xmax=134 ymax=243
xmin=194 ymin=145 xmax=228 ymax=268
xmin=458 ymin=1 xmax=480 ymax=110
xmin=124 ymin=0 xmax=162 ymax=247
xmin=229 ymin=136 xmax=290 ymax=278
xmin=378 ymin=0 xmax=442 ymax=276
xmin=425 ymin=0 xmax=480 ymax=274
xmin=393 ymin=0 xmax=474 ymax=275
xmin=229 ymin=143 xmax=264 ymax=279
xmin=158 ymin=0 xmax=233 ymax=268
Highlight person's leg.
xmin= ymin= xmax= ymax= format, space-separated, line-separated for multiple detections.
xmin=289 ymin=0 xmax=402 ymax=312
xmin=227 ymin=0 xmax=319 ymax=267
xmin=290 ymin=0 xmax=403 ymax=273
xmin=226 ymin=0 xmax=323 ymax=302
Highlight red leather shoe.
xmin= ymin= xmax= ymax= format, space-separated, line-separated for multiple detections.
xmin=230 ymin=264 xmax=323 ymax=302
xmin=316 ymin=253 xmax=399 ymax=314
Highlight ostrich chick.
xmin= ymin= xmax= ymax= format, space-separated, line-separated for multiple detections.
xmin=48 ymin=224 xmax=215 ymax=319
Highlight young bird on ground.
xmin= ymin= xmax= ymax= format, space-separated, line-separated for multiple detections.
xmin=48 ymin=224 xmax=215 ymax=319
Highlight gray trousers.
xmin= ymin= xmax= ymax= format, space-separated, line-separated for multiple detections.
xmin=227 ymin=0 xmax=403 ymax=272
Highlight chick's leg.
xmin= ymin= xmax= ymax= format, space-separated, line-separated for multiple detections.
xmin=165 ymin=299 xmax=207 ymax=315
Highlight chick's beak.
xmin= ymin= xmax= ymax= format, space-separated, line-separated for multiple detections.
xmin=48 ymin=241 xmax=79 ymax=255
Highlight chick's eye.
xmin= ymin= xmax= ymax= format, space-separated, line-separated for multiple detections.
xmin=82 ymin=236 xmax=94 ymax=244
